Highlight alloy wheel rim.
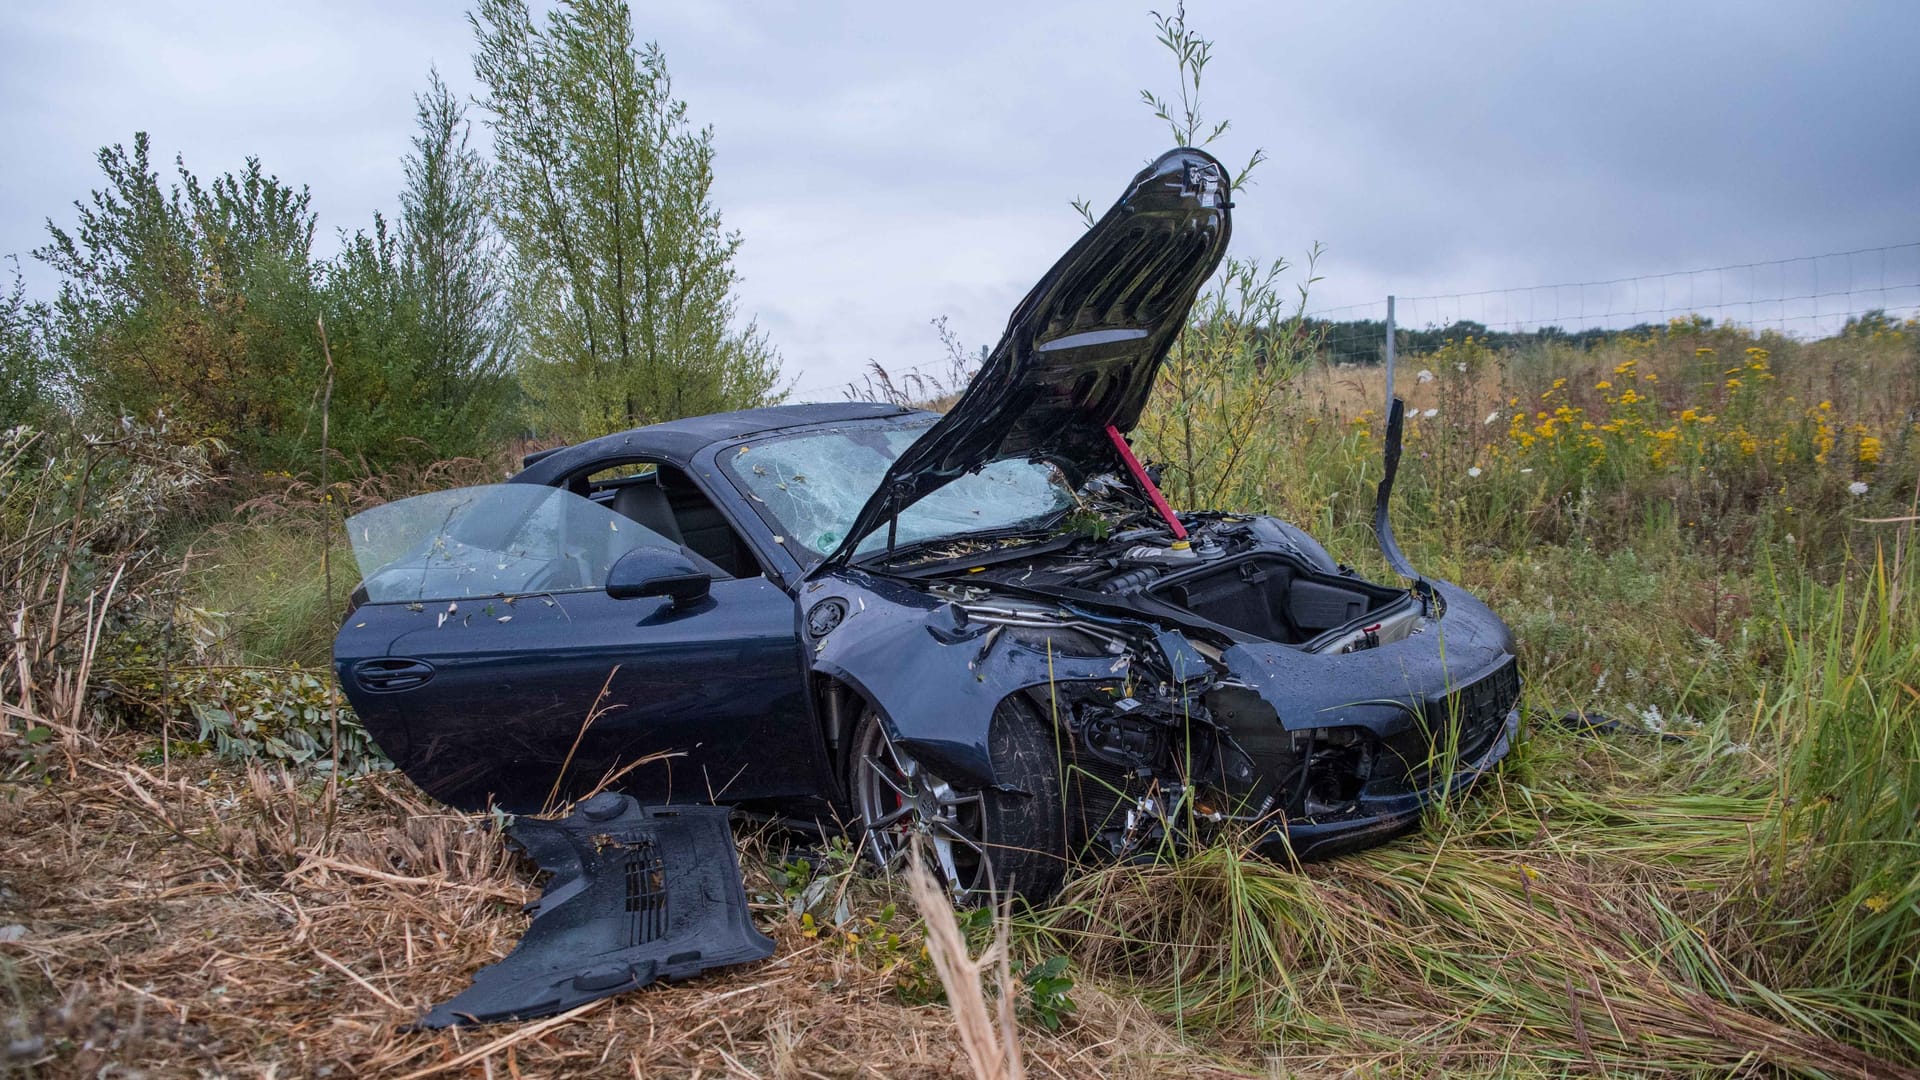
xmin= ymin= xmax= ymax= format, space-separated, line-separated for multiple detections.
xmin=853 ymin=716 xmax=987 ymax=900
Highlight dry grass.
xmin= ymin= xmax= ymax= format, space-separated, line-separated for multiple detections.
xmin=903 ymin=854 xmax=1022 ymax=1080
xmin=1029 ymin=809 xmax=1914 ymax=1078
xmin=0 ymin=731 xmax=1236 ymax=1079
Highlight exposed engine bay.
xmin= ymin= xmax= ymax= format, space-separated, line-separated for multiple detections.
xmin=882 ymin=496 xmax=1427 ymax=654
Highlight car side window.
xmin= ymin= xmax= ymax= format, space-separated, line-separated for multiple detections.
xmin=586 ymin=462 xmax=768 ymax=580
xmin=346 ymin=484 xmax=679 ymax=604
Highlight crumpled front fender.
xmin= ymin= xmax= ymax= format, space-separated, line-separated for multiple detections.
xmin=803 ymin=572 xmax=1124 ymax=789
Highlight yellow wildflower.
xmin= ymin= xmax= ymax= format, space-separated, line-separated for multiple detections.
xmin=1595 ymin=380 xmax=1613 ymax=390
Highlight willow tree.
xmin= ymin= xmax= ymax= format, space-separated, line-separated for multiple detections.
xmin=470 ymin=0 xmax=782 ymax=439
xmin=36 ymin=135 xmax=323 ymax=460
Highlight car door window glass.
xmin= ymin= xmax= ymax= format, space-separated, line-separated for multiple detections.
xmin=347 ymin=484 xmax=678 ymax=604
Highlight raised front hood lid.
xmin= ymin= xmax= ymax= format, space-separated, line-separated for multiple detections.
xmin=823 ymin=147 xmax=1232 ymax=567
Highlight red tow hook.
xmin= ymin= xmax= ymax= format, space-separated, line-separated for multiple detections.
xmin=1104 ymin=424 xmax=1188 ymax=544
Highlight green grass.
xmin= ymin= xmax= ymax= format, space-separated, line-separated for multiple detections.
xmin=1004 ymin=538 xmax=1920 ymax=1072
xmin=186 ymin=520 xmax=345 ymax=668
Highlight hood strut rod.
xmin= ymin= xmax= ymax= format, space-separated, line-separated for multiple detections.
xmin=1105 ymin=424 xmax=1188 ymax=545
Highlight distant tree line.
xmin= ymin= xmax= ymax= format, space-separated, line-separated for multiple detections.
xmin=1299 ymin=310 xmax=1913 ymax=367
xmin=0 ymin=0 xmax=782 ymax=472
xmin=1302 ymin=317 xmax=1702 ymax=367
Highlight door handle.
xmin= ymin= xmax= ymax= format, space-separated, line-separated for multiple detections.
xmin=354 ymin=657 xmax=435 ymax=693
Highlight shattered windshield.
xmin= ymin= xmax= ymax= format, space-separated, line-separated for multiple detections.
xmin=345 ymin=484 xmax=677 ymax=604
xmin=720 ymin=419 xmax=1075 ymax=559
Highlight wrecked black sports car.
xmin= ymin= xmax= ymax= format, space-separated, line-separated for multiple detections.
xmin=333 ymin=148 xmax=1520 ymax=900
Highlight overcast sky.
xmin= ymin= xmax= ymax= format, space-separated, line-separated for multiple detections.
xmin=4 ymin=1 xmax=1917 ymax=396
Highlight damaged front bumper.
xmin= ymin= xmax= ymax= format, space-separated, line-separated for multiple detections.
xmin=1255 ymin=703 xmax=1520 ymax=861
xmin=1042 ymin=584 xmax=1524 ymax=862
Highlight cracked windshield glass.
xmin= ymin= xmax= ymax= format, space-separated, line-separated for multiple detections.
xmin=722 ymin=420 xmax=1074 ymax=558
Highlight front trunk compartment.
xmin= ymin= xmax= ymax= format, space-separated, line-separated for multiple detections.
xmin=1146 ymin=553 xmax=1409 ymax=646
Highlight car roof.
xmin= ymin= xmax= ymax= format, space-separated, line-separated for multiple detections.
xmin=511 ymin=401 xmax=928 ymax=483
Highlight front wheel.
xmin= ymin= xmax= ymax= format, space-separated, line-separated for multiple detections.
xmin=848 ymin=697 xmax=1066 ymax=902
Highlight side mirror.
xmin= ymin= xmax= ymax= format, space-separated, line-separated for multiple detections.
xmin=606 ymin=547 xmax=710 ymax=606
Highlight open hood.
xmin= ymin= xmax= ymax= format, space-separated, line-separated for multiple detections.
xmin=822 ymin=147 xmax=1232 ymax=568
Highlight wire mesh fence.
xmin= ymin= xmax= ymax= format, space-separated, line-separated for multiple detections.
xmin=787 ymin=242 xmax=1920 ymax=404
xmin=1307 ymin=242 xmax=1920 ymax=402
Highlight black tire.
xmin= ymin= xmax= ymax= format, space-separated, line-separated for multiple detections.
xmin=849 ymin=695 xmax=1067 ymax=903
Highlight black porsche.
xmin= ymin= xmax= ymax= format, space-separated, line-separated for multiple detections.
xmin=333 ymin=148 xmax=1521 ymax=900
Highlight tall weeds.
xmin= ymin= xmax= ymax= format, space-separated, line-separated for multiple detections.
xmin=1047 ymin=306 xmax=1920 ymax=1070
xmin=1133 ymin=249 xmax=1325 ymax=510
xmin=1 ymin=422 xmax=217 ymax=767
xmin=1753 ymin=543 xmax=1920 ymax=1050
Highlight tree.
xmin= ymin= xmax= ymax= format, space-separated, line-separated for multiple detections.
xmin=399 ymin=69 xmax=518 ymax=438
xmin=470 ymin=0 xmax=782 ymax=439
xmin=0 ymin=257 xmax=58 ymax=429
xmin=321 ymin=71 xmax=519 ymax=461
xmin=35 ymin=134 xmax=323 ymax=455
xmin=1120 ymin=3 xmax=1324 ymax=510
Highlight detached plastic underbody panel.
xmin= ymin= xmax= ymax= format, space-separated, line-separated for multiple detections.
xmin=418 ymin=796 xmax=774 ymax=1028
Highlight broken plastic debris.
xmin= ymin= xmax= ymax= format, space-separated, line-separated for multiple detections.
xmin=415 ymin=796 xmax=773 ymax=1028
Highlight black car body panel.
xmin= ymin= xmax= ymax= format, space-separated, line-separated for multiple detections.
xmin=332 ymin=147 xmax=1522 ymax=875
xmin=418 ymin=796 xmax=773 ymax=1028
xmin=337 ymin=557 xmax=817 ymax=811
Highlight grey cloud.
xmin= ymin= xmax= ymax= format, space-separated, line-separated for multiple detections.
xmin=3 ymin=0 xmax=1914 ymax=394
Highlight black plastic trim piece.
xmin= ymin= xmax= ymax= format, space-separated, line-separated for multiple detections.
xmin=1372 ymin=397 xmax=1432 ymax=608
xmin=417 ymin=796 xmax=774 ymax=1028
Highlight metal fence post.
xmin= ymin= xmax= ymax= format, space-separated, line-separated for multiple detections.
xmin=1383 ymin=294 xmax=1397 ymax=416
